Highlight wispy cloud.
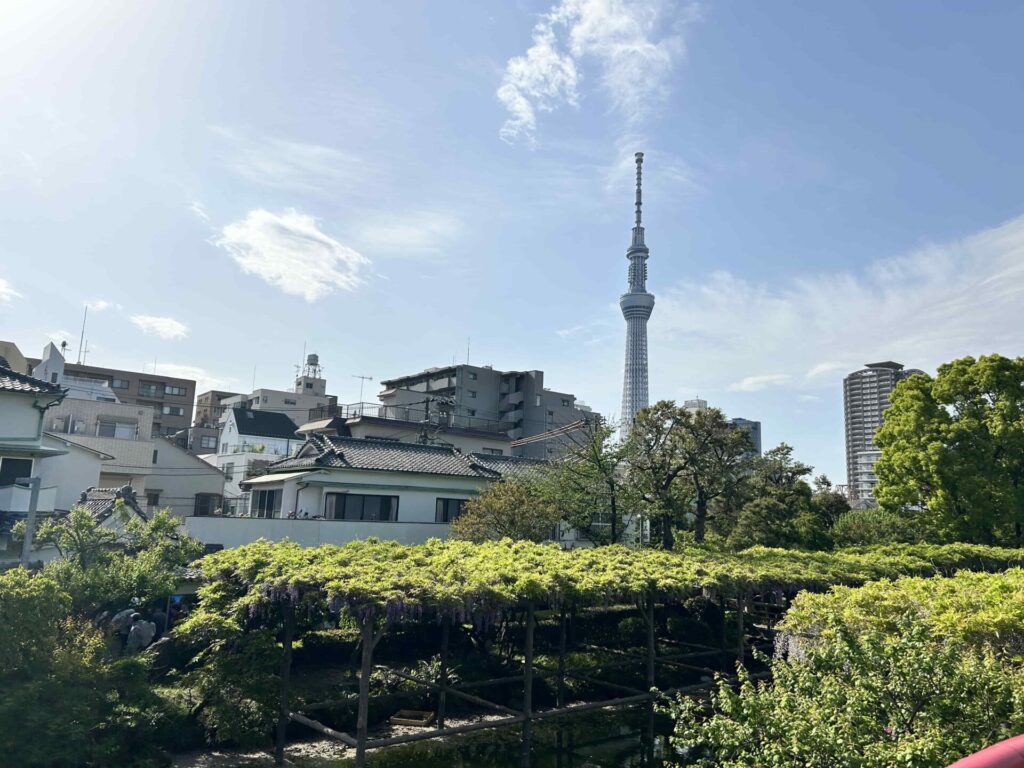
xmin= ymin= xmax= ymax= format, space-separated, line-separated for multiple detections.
xmin=46 ymin=329 xmax=74 ymax=346
xmin=728 ymin=374 xmax=791 ymax=392
xmin=188 ymin=201 xmax=210 ymax=223
xmin=130 ymin=315 xmax=189 ymax=340
xmin=216 ymin=209 xmax=369 ymax=302
xmin=0 ymin=277 xmax=21 ymax=303
xmin=497 ymin=0 xmax=694 ymax=144
xmin=352 ymin=210 xmax=461 ymax=256
xmin=557 ymin=324 xmax=586 ymax=338
xmin=152 ymin=363 xmax=235 ymax=394
xmin=211 ymin=126 xmax=365 ymax=195
xmin=651 ymin=213 xmax=1024 ymax=396
xmin=86 ymin=299 xmax=111 ymax=312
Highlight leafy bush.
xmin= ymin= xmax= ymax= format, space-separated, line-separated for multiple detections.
xmin=668 ymin=619 xmax=1024 ymax=767
xmin=832 ymin=507 xmax=920 ymax=547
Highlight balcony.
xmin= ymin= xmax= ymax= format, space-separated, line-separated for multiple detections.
xmin=0 ymin=484 xmax=58 ymax=513
xmin=308 ymin=402 xmax=508 ymax=435
xmin=499 ymin=392 xmax=524 ymax=411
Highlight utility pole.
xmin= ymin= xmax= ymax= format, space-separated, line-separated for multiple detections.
xmin=18 ymin=477 xmax=41 ymax=568
xmin=76 ymin=306 xmax=88 ymax=364
xmin=352 ymin=375 xmax=373 ymax=403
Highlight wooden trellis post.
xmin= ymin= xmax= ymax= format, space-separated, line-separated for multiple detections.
xmin=437 ymin=619 xmax=450 ymax=729
xmin=521 ymin=602 xmax=535 ymax=768
xmin=355 ymin=609 xmax=384 ymax=768
xmin=645 ymin=590 xmax=656 ymax=690
xmin=273 ymin=602 xmax=296 ymax=767
xmin=736 ymin=593 xmax=746 ymax=665
xmin=557 ymin=606 xmax=568 ymax=708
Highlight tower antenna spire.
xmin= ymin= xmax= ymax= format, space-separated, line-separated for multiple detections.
xmin=634 ymin=151 xmax=643 ymax=227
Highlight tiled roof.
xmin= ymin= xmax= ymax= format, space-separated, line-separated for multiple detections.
xmin=270 ymin=434 xmax=502 ymax=478
xmin=232 ymin=408 xmax=300 ymax=439
xmin=0 ymin=365 xmax=65 ymax=396
xmin=77 ymin=486 xmax=147 ymax=523
xmin=468 ymin=453 xmax=549 ymax=480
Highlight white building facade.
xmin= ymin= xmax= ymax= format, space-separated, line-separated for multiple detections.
xmin=186 ymin=434 xmax=545 ymax=550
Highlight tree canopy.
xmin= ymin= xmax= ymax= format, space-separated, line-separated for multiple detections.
xmin=875 ymin=354 xmax=1024 ymax=545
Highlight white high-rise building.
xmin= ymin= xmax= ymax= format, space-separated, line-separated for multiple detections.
xmin=843 ymin=361 xmax=923 ymax=504
xmin=619 ymin=152 xmax=656 ymax=434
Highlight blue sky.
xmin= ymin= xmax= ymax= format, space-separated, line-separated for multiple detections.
xmin=2 ymin=0 xmax=1023 ymax=482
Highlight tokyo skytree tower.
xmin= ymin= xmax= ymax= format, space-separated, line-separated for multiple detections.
xmin=619 ymin=152 xmax=655 ymax=434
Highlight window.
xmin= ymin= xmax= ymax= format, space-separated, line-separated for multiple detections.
xmin=305 ymin=382 xmax=313 ymax=389
xmin=547 ymin=410 xmax=554 ymax=421
xmin=468 ymin=372 xmax=477 ymax=380
xmin=146 ymin=492 xmax=160 ymax=508
xmin=481 ymin=447 xmax=503 ymax=456
xmin=111 ymin=378 xmax=130 ymax=390
xmin=0 ymin=458 xmax=33 ymax=486
xmin=50 ymin=372 xmax=58 ymax=384
xmin=165 ymin=385 xmax=186 ymax=397
xmin=262 ymin=396 xmax=268 ymax=403
xmin=200 ymin=436 xmax=217 ymax=450
xmin=283 ymin=398 xmax=297 ymax=405
xmin=535 ymin=395 xmax=542 ymax=407
xmin=435 ymin=498 xmax=467 ymax=523
xmin=138 ymin=381 xmax=162 ymax=397
xmin=467 ymin=409 xmax=476 ymax=417
xmin=468 ymin=390 xmax=477 ymax=399
xmin=194 ymin=493 xmax=221 ymax=516
xmin=324 ymin=493 xmax=398 ymax=522
xmin=561 ymin=398 xmax=571 ymax=407
xmin=97 ymin=421 xmax=136 ymax=439
xmin=252 ymin=489 xmax=282 ymax=518
xmin=161 ymin=405 xmax=185 ymax=416
xmin=152 ymin=449 xmax=159 ymax=464
xmin=223 ymin=463 xmax=234 ymax=481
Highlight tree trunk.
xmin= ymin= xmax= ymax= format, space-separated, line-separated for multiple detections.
xmin=274 ymin=603 xmax=296 ymax=766
xmin=694 ymin=497 xmax=708 ymax=543
xmin=661 ymin=515 xmax=674 ymax=550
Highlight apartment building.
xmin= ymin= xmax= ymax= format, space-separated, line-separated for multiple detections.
xmin=683 ymin=399 xmax=763 ymax=455
xmin=378 ymin=364 xmax=597 ymax=459
xmin=29 ymin=346 xmax=196 ymax=437
xmin=843 ymin=361 xmax=924 ymax=505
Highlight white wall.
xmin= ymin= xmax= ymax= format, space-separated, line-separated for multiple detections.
xmin=187 ymin=516 xmax=450 ymax=548
xmin=0 ymin=391 xmax=46 ymax=442
xmin=38 ymin=434 xmax=105 ymax=511
xmin=148 ymin=439 xmax=224 ymax=519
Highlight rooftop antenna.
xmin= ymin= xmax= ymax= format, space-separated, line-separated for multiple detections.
xmin=251 ymin=364 xmax=257 ymax=392
xmin=82 ymin=340 xmax=90 ymax=364
xmin=76 ymin=306 xmax=88 ymax=364
xmin=59 ymin=340 xmax=68 ymax=358
xmin=352 ymin=374 xmax=373 ymax=403
xmin=466 ymin=337 xmax=470 ymax=365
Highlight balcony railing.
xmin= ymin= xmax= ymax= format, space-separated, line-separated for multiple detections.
xmin=308 ymin=402 xmax=508 ymax=435
xmin=0 ymin=484 xmax=58 ymax=513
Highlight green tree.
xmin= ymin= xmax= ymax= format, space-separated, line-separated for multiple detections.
xmin=831 ymin=507 xmax=920 ymax=547
xmin=449 ymin=480 xmax=562 ymax=542
xmin=811 ymin=474 xmax=851 ymax=529
xmin=727 ymin=445 xmax=830 ymax=550
xmin=627 ymin=401 xmax=752 ymax=547
xmin=875 ymin=354 xmax=1024 ymax=545
xmin=539 ymin=423 xmax=640 ymax=544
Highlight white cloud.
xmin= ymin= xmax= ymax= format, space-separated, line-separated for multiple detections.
xmin=353 ymin=210 xmax=460 ymax=255
xmin=86 ymin=299 xmax=111 ymax=311
xmin=130 ymin=315 xmax=189 ymax=340
xmin=805 ymin=361 xmax=848 ymax=379
xmin=188 ymin=201 xmax=210 ymax=223
xmin=651 ymin=213 xmax=1024 ymax=396
xmin=728 ymin=374 xmax=791 ymax=392
xmin=211 ymin=127 xmax=365 ymax=195
xmin=557 ymin=324 xmax=586 ymax=338
xmin=216 ymin=209 xmax=369 ymax=302
xmin=46 ymin=329 xmax=74 ymax=346
xmin=498 ymin=0 xmax=692 ymax=143
xmin=0 ymin=277 xmax=21 ymax=303
xmin=152 ymin=363 xmax=235 ymax=395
